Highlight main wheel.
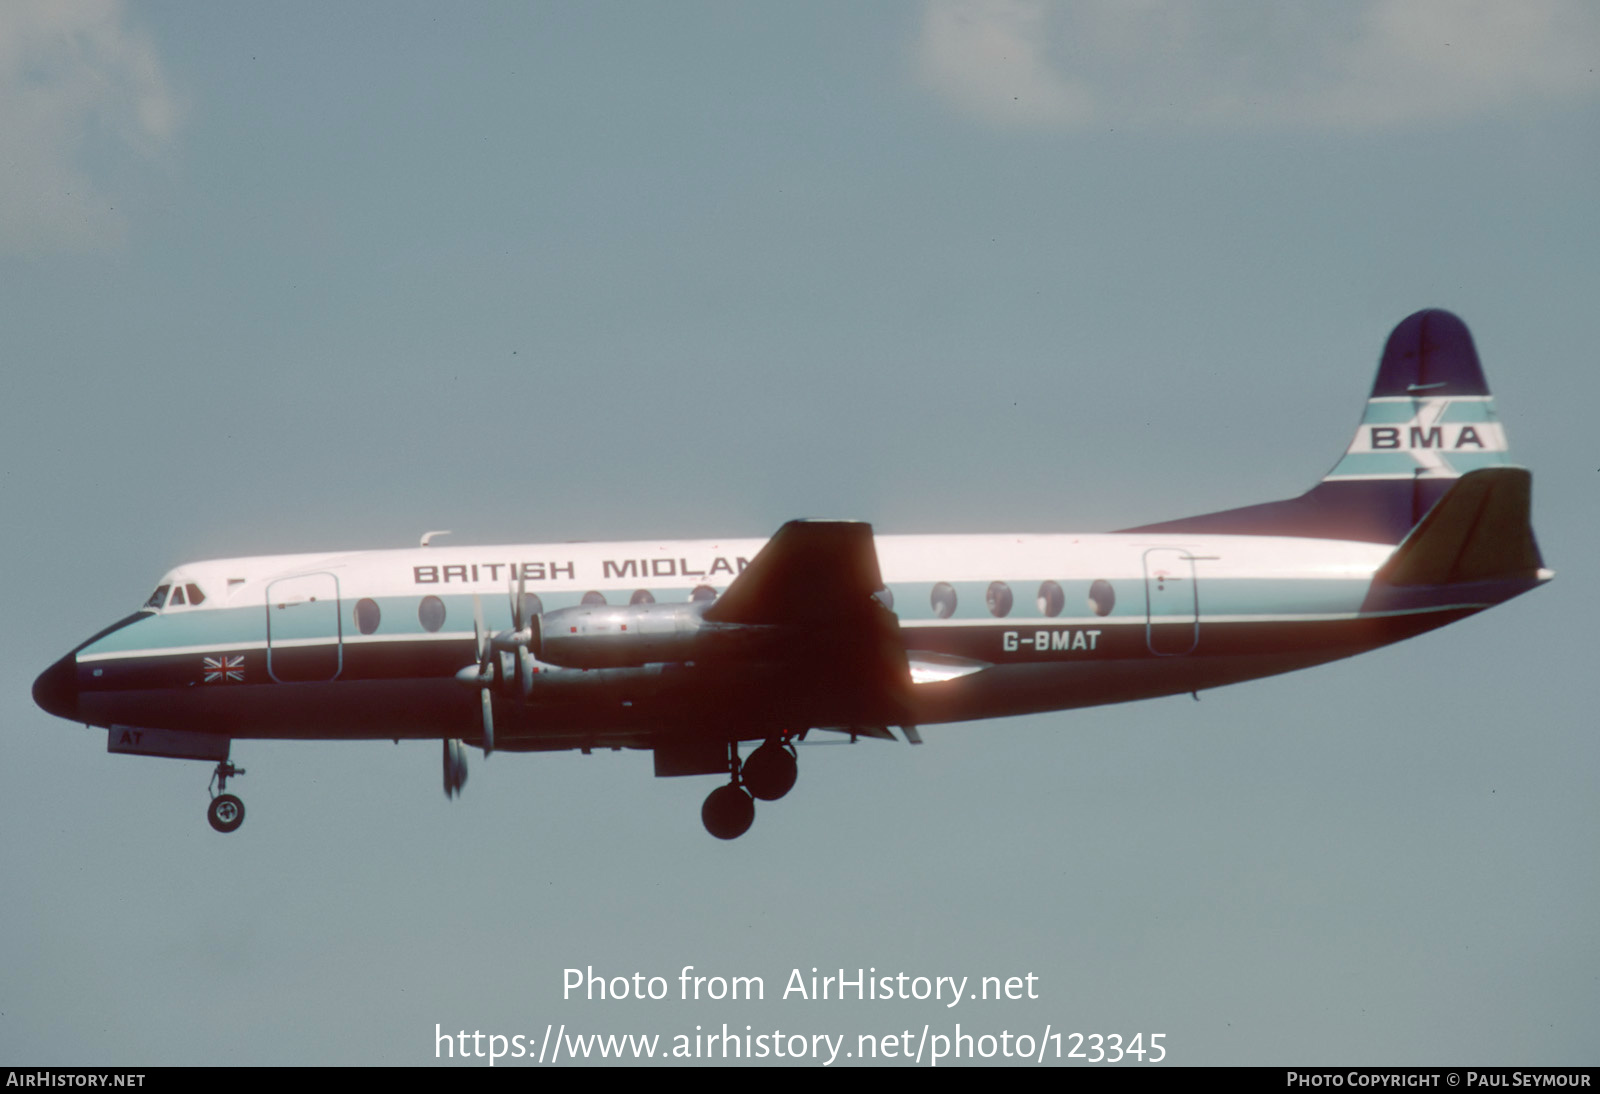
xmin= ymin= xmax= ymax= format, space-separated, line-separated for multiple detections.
xmin=741 ymin=741 xmax=798 ymax=801
xmin=701 ymin=784 xmax=755 ymax=840
xmin=207 ymin=793 xmax=245 ymax=833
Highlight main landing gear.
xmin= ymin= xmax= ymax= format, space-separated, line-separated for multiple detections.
xmin=206 ymin=760 xmax=246 ymax=833
xmin=700 ymin=737 xmax=798 ymax=840
xmin=741 ymin=739 xmax=798 ymax=801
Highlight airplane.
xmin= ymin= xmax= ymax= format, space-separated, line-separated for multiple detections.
xmin=32 ymin=309 xmax=1549 ymax=839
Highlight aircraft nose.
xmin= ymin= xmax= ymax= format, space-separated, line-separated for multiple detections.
xmin=33 ymin=653 xmax=80 ymax=722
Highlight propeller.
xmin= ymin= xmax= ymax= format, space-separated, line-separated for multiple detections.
xmin=456 ymin=579 xmax=544 ymax=756
xmin=442 ymin=737 xmax=468 ymax=797
xmin=503 ymin=569 xmax=537 ymax=700
xmin=473 ymin=595 xmax=495 ymax=755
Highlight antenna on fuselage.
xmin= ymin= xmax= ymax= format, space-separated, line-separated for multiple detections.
xmin=420 ymin=530 xmax=452 ymax=548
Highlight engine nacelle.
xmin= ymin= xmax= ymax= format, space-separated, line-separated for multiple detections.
xmin=535 ymin=603 xmax=707 ymax=669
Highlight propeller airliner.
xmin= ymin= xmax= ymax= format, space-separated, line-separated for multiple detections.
xmin=33 ymin=310 xmax=1549 ymax=838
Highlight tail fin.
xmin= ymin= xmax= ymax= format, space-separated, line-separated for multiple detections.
xmin=1323 ymin=309 xmax=1511 ymax=485
xmin=1124 ymin=309 xmax=1519 ymax=544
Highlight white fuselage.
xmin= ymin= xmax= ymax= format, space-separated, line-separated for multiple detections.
xmin=56 ymin=529 xmax=1480 ymax=750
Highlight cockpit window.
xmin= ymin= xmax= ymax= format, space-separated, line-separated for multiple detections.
xmin=141 ymin=581 xmax=206 ymax=611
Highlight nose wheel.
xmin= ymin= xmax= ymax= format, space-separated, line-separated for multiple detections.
xmin=206 ymin=760 xmax=246 ymax=833
xmin=207 ymin=793 xmax=245 ymax=833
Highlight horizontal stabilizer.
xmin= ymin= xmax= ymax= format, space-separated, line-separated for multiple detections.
xmin=1375 ymin=468 xmax=1542 ymax=586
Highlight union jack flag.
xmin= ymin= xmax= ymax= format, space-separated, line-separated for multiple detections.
xmin=203 ymin=655 xmax=245 ymax=683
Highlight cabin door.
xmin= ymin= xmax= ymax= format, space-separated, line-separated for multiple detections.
xmin=1143 ymin=549 xmax=1198 ymax=656
xmin=266 ymin=572 xmax=343 ymax=682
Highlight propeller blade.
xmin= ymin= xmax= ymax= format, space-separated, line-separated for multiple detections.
xmin=480 ymin=689 xmax=495 ymax=756
xmin=442 ymin=737 xmax=468 ymax=798
xmin=510 ymin=568 xmax=528 ymax=632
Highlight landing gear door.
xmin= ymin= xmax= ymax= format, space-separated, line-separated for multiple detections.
xmin=1143 ymin=548 xmax=1198 ymax=656
xmin=266 ymin=572 xmax=343 ymax=682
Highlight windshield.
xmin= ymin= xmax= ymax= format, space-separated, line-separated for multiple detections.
xmin=142 ymin=585 xmax=171 ymax=611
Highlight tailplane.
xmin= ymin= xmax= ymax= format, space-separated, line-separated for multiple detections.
xmin=1125 ymin=309 xmax=1520 ymax=544
xmin=1360 ymin=465 xmax=1550 ymax=612
xmin=1374 ymin=467 xmax=1541 ymax=587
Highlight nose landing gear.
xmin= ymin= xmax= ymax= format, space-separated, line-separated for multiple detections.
xmin=206 ymin=760 xmax=246 ymax=833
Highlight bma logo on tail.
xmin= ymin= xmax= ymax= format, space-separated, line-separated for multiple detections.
xmin=1326 ymin=396 xmax=1510 ymax=481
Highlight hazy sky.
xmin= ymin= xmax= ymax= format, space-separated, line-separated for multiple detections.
xmin=2 ymin=1 xmax=1596 ymax=1066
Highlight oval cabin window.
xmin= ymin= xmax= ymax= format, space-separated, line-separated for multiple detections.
xmin=355 ymin=598 xmax=381 ymax=635
xmin=419 ymin=595 xmax=446 ymax=632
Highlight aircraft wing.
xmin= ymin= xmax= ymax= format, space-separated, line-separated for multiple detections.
xmin=704 ymin=519 xmax=886 ymax=626
xmin=705 ymin=520 xmax=911 ymax=725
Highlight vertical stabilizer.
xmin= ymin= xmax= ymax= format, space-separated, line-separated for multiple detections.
xmin=1124 ymin=310 xmax=1519 ymax=544
xmin=1322 ymin=309 xmax=1511 ymax=485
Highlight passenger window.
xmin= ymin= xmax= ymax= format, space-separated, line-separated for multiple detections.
xmin=690 ymin=585 xmax=717 ymax=603
xmin=355 ymin=598 xmax=381 ymax=635
xmin=1037 ymin=580 xmax=1064 ymax=617
xmin=419 ymin=595 xmax=446 ymax=632
xmin=930 ymin=582 xmax=957 ymax=619
xmin=581 ymin=591 xmax=607 ymax=606
xmin=873 ymin=586 xmax=894 ymax=610
xmin=986 ymin=581 xmax=1013 ymax=618
xmin=630 ymin=589 xmax=655 ymax=605
xmin=1088 ymin=580 xmax=1115 ymax=617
